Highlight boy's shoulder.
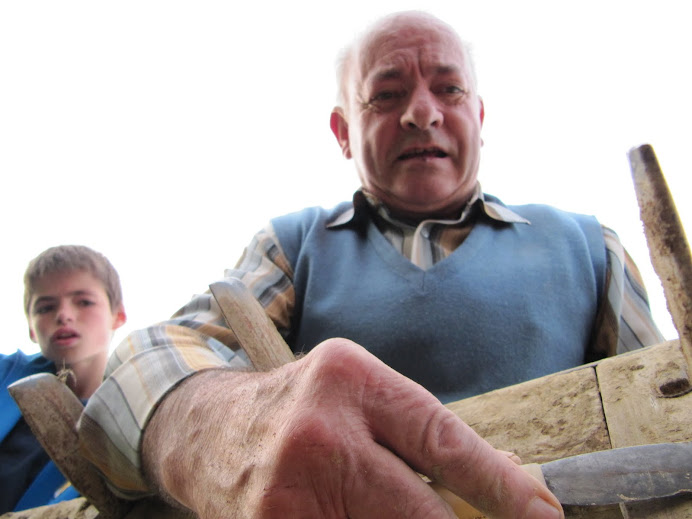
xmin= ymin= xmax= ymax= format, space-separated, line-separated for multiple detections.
xmin=1 ymin=350 xmax=54 ymax=386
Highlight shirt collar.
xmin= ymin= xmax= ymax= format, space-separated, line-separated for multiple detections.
xmin=327 ymin=184 xmax=530 ymax=229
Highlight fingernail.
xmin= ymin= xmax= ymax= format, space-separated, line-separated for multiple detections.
xmin=525 ymin=497 xmax=563 ymax=519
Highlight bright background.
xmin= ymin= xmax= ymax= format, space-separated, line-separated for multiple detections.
xmin=1 ymin=1 xmax=690 ymax=355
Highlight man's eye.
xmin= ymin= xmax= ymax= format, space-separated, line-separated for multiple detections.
xmin=439 ymin=85 xmax=466 ymax=95
xmin=77 ymin=299 xmax=95 ymax=307
xmin=373 ymin=91 xmax=396 ymax=101
xmin=369 ymin=90 xmax=405 ymax=105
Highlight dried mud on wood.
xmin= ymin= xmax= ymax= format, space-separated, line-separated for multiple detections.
xmin=445 ymin=366 xmax=611 ymax=463
xmin=598 ymin=340 xmax=692 ymax=448
xmin=0 ymin=498 xmax=194 ymax=519
xmin=0 ymin=499 xmax=97 ymax=519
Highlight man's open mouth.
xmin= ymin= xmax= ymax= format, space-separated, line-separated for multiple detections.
xmin=398 ymin=147 xmax=448 ymax=160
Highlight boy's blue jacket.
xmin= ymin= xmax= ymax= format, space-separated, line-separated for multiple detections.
xmin=1 ymin=350 xmax=80 ymax=511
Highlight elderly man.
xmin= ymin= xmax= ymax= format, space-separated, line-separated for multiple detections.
xmin=79 ymin=11 xmax=662 ymax=519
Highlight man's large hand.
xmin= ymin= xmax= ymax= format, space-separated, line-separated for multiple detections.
xmin=143 ymin=339 xmax=563 ymax=519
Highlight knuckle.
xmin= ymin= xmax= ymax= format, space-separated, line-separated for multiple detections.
xmin=312 ymin=337 xmax=361 ymax=363
xmin=420 ymin=407 xmax=477 ymax=477
xmin=423 ymin=406 xmax=465 ymax=452
xmin=286 ymin=410 xmax=339 ymax=447
xmin=307 ymin=338 xmax=372 ymax=386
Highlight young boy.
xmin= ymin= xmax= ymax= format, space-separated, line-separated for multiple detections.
xmin=0 ymin=245 xmax=126 ymax=513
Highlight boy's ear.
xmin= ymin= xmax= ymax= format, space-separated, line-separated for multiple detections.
xmin=112 ymin=305 xmax=127 ymax=330
xmin=330 ymin=107 xmax=352 ymax=159
xmin=29 ymin=326 xmax=37 ymax=343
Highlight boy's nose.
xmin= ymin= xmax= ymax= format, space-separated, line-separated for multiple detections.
xmin=56 ymin=304 xmax=74 ymax=324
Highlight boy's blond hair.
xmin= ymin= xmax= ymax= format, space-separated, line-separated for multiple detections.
xmin=23 ymin=245 xmax=123 ymax=315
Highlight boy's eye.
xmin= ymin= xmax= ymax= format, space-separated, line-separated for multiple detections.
xmin=77 ymin=299 xmax=95 ymax=307
xmin=33 ymin=304 xmax=55 ymax=315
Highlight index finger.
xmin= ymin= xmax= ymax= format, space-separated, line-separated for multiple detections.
xmin=362 ymin=363 xmax=564 ymax=519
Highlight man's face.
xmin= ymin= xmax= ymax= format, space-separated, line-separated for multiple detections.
xmin=332 ymin=16 xmax=485 ymax=219
xmin=28 ymin=269 xmax=125 ymax=367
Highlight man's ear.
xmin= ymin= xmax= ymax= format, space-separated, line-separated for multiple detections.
xmin=330 ymin=107 xmax=352 ymax=159
xmin=478 ymin=96 xmax=485 ymax=146
xmin=478 ymin=96 xmax=485 ymax=126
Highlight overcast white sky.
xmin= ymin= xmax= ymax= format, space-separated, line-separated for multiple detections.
xmin=1 ymin=1 xmax=690 ymax=356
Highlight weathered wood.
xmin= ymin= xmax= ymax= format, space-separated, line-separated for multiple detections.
xmin=598 ymin=340 xmax=692 ymax=518
xmin=209 ymin=279 xmax=295 ymax=371
xmin=0 ymin=499 xmax=97 ymax=519
xmin=599 ymin=340 xmax=692 ymax=447
xmin=445 ymin=365 xmax=611 ymax=464
xmin=0 ymin=497 xmax=193 ymax=519
xmin=629 ymin=144 xmax=692 ymax=370
xmin=445 ymin=365 xmax=619 ymax=518
xmin=7 ymin=374 xmax=131 ymax=519
xmin=444 ymin=341 xmax=692 ymax=518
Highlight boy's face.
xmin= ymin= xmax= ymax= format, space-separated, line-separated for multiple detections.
xmin=27 ymin=269 xmax=126 ymax=367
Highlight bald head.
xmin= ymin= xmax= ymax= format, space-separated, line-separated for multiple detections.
xmin=329 ymin=10 xmax=485 ymax=220
xmin=335 ymin=11 xmax=478 ymax=112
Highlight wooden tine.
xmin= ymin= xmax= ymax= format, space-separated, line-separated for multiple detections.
xmin=629 ymin=144 xmax=692 ymax=370
xmin=209 ymin=279 xmax=295 ymax=371
xmin=8 ymin=373 xmax=132 ymax=519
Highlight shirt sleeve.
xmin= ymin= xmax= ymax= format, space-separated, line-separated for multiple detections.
xmin=78 ymin=223 xmax=295 ymax=498
xmin=587 ymin=226 xmax=665 ymax=362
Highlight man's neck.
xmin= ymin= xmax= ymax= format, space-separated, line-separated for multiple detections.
xmin=361 ymin=186 xmax=481 ymax=225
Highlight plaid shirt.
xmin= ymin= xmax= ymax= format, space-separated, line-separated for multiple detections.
xmin=80 ymin=186 xmax=664 ymax=496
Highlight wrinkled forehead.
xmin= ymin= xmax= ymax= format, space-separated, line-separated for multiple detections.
xmin=351 ymin=16 xmax=470 ymax=91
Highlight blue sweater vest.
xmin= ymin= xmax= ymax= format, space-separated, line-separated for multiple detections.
xmin=272 ymin=199 xmax=605 ymax=403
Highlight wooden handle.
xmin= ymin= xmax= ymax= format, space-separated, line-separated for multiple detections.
xmin=629 ymin=144 xmax=692 ymax=369
xmin=209 ymin=279 xmax=295 ymax=371
xmin=8 ymin=373 xmax=132 ymax=519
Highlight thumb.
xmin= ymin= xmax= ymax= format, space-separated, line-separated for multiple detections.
xmin=363 ymin=371 xmax=563 ymax=518
xmin=430 ymin=464 xmax=563 ymax=519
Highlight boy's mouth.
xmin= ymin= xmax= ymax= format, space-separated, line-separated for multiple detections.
xmin=51 ymin=328 xmax=79 ymax=344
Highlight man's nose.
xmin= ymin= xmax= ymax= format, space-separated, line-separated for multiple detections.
xmin=400 ymin=88 xmax=442 ymax=130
